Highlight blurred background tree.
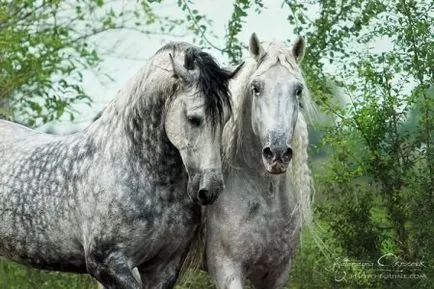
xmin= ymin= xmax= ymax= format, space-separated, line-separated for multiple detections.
xmin=0 ymin=0 xmax=200 ymax=126
xmin=0 ymin=0 xmax=432 ymax=288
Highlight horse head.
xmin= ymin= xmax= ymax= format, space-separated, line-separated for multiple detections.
xmin=165 ymin=47 xmax=242 ymax=204
xmin=246 ymin=33 xmax=306 ymax=174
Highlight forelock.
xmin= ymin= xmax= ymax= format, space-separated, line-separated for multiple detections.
xmin=255 ymin=41 xmax=300 ymax=75
xmin=155 ymin=42 xmax=232 ymax=129
xmin=189 ymin=48 xmax=232 ymax=128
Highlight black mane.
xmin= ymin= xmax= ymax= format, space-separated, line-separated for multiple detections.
xmin=157 ymin=42 xmax=232 ymax=128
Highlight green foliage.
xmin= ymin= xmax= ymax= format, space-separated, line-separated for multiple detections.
xmin=176 ymin=0 xmax=215 ymax=48
xmin=283 ymin=0 xmax=433 ymax=288
xmin=0 ymin=0 xmax=193 ymax=127
xmin=224 ymin=0 xmax=264 ymax=64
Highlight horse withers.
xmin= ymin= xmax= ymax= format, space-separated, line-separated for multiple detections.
xmin=0 ymin=42 xmax=240 ymax=289
xmin=205 ymin=33 xmax=317 ymax=289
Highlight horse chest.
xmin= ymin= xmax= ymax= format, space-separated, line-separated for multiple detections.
xmin=131 ymin=207 xmax=199 ymax=268
xmin=118 ymin=186 xmax=200 ymax=265
xmin=146 ymin=202 xmax=199 ymax=244
xmin=219 ymin=177 xmax=300 ymax=268
xmin=246 ymin=209 xmax=298 ymax=261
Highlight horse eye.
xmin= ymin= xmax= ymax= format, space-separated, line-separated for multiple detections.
xmin=251 ymin=84 xmax=260 ymax=96
xmin=187 ymin=115 xmax=203 ymax=127
xmin=295 ymin=85 xmax=303 ymax=97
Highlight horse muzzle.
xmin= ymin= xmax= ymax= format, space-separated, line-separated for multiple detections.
xmin=188 ymin=170 xmax=224 ymax=205
xmin=262 ymin=144 xmax=293 ymax=174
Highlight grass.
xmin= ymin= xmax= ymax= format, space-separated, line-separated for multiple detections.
xmin=0 ymin=260 xmax=96 ymax=289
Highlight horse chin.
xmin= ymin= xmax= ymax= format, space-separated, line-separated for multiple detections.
xmin=187 ymin=182 xmax=218 ymax=205
xmin=187 ymin=171 xmax=223 ymax=205
xmin=262 ymin=158 xmax=288 ymax=175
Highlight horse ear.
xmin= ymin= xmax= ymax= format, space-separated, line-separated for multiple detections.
xmin=292 ymin=37 xmax=305 ymax=62
xmin=169 ymin=53 xmax=192 ymax=83
xmin=249 ymin=33 xmax=264 ymax=60
xmin=229 ymin=61 xmax=245 ymax=79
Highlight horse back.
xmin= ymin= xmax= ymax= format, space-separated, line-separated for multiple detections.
xmin=0 ymin=120 xmax=52 ymax=142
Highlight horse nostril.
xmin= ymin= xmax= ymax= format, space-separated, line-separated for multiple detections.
xmin=283 ymin=147 xmax=293 ymax=163
xmin=198 ymin=189 xmax=208 ymax=201
xmin=262 ymin=147 xmax=274 ymax=160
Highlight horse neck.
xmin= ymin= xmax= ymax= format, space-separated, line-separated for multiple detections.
xmin=85 ymin=72 xmax=185 ymax=184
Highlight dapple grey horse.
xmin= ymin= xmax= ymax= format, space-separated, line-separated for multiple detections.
xmin=0 ymin=42 xmax=241 ymax=289
xmin=205 ymin=34 xmax=317 ymax=289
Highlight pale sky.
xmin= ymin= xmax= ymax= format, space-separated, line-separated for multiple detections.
xmin=38 ymin=0 xmax=394 ymax=134
xmin=39 ymin=0 xmax=320 ymax=133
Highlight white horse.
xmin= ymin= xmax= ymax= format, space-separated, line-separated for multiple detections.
xmin=205 ymin=33 xmax=317 ymax=289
